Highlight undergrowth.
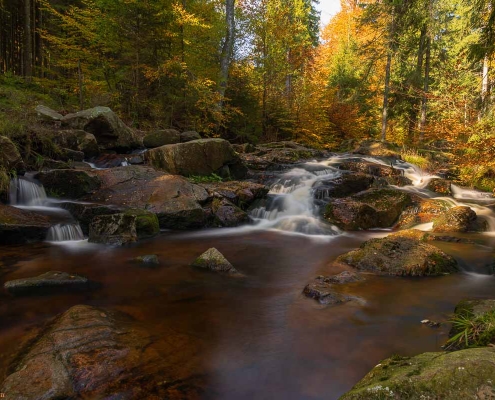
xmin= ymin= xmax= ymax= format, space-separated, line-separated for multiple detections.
xmin=188 ymin=173 xmax=224 ymax=183
xmin=401 ymin=148 xmax=431 ymax=170
xmin=445 ymin=309 xmax=495 ymax=350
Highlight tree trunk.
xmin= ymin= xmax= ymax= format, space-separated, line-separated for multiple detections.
xmin=24 ymin=0 xmax=32 ymax=79
xmin=219 ymin=0 xmax=235 ymax=104
xmin=381 ymin=51 xmax=392 ymax=142
xmin=418 ymin=35 xmax=431 ymax=142
xmin=481 ymin=56 xmax=489 ymax=118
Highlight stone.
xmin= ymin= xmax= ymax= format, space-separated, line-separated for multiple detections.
xmin=180 ymin=130 xmax=201 ymax=142
xmin=0 ymin=135 xmax=23 ymax=171
xmin=36 ymin=169 xmax=101 ymax=199
xmin=209 ymin=198 xmax=249 ymax=227
xmin=336 ymin=229 xmax=459 ymax=276
xmin=60 ymin=202 xmax=123 ymax=233
xmin=61 ymin=148 xmax=85 ymax=162
xmin=426 ymin=178 xmax=452 ymax=195
xmin=340 ymin=348 xmax=495 ymax=400
xmin=396 ymin=196 xmax=449 ymax=229
xmin=314 ymin=173 xmax=374 ymax=201
xmin=134 ymin=254 xmax=160 ymax=266
xmin=124 ymin=209 xmax=160 ymax=239
xmin=432 ymin=206 xmax=487 ymax=233
xmin=338 ymin=159 xmax=407 ymax=182
xmin=191 ymin=248 xmax=237 ymax=273
xmin=35 ymin=105 xmax=63 ymax=121
xmin=61 ymin=106 xmax=140 ymax=151
xmin=88 ymin=214 xmax=137 ymax=246
xmin=51 ymin=129 xmax=100 ymax=158
xmin=4 ymin=271 xmax=89 ymax=295
xmin=145 ymin=138 xmax=248 ymax=179
xmin=303 ymin=272 xmax=363 ymax=305
xmin=325 ymin=188 xmax=411 ymax=230
xmin=0 ymin=204 xmax=51 ymax=244
xmin=143 ymin=129 xmax=181 ymax=148
xmin=199 ymin=181 xmax=269 ymax=210
xmin=0 ymin=305 xmax=203 ymax=399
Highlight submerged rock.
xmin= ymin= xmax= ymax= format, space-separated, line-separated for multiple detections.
xmin=325 ymin=188 xmax=411 ymax=230
xmin=61 ymin=106 xmax=140 ymax=151
xmin=340 ymin=348 xmax=495 ymax=400
xmin=134 ymin=254 xmax=160 ymax=266
xmin=143 ymin=129 xmax=181 ymax=148
xmin=4 ymin=271 xmax=90 ymax=295
xmin=145 ymin=138 xmax=248 ymax=179
xmin=336 ymin=229 xmax=458 ymax=276
xmin=0 ymin=204 xmax=51 ymax=244
xmin=303 ymin=272 xmax=364 ymax=305
xmin=432 ymin=206 xmax=487 ymax=233
xmin=191 ymin=248 xmax=237 ymax=274
xmin=88 ymin=214 xmax=137 ymax=246
xmin=0 ymin=305 xmax=203 ymax=399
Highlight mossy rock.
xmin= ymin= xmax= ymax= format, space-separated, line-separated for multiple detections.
xmin=0 ymin=135 xmax=23 ymax=171
xmin=432 ymin=206 xmax=487 ymax=233
xmin=37 ymin=169 xmax=101 ymax=199
xmin=143 ymin=129 xmax=180 ymax=148
xmin=340 ymin=348 xmax=495 ymax=399
xmin=191 ymin=248 xmax=237 ymax=274
xmin=336 ymin=229 xmax=458 ymax=276
xmin=396 ymin=197 xmax=449 ymax=229
xmin=124 ymin=209 xmax=159 ymax=239
xmin=426 ymin=178 xmax=452 ymax=195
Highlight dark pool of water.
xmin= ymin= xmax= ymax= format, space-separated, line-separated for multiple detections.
xmin=1 ymin=230 xmax=494 ymax=399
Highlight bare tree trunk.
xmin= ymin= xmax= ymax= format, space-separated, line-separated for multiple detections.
xmin=481 ymin=56 xmax=489 ymax=118
xmin=219 ymin=0 xmax=235 ymax=104
xmin=418 ymin=35 xmax=431 ymax=142
xmin=381 ymin=51 xmax=392 ymax=142
xmin=24 ymin=0 xmax=33 ymax=79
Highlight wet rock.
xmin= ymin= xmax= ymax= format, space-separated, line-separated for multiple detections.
xmin=325 ymin=188 xmax=411 ymax=230
xmin=314 ymin=173 xmax=374 ymax=201
xmin=426 ymin=178 xmax=452 ymax=195
xmin=0 ymin=204 xmax=51 ymax=244
xmin=233 ymin=143 xmax=256 ymax=154
xmin=143 ymin=129 xmax=181 ymax=148
xmin=180 ymin=130 xmax=201 ymax=142
xmin=209 ymin=198 xmax=249 ymax=227
xmin=4 ymin=271 xmax=89 ymax=295
xmin=336 ymin=229 xmax=459 ymax=276
xmin=50 ymin=129 xmax=100 ymax=158
xmin=396 ymin=196 xmax=449 ymax=229
xmin=191 ymin=248 xmax=237 ymax=273
xmin=0 ymin=135 xmax=23 ymax=171
xmin=84 ymin=166 xmax=210 ymax=230
xmin=0 ymin=305 xmax=202 ymax=399
xmin=351 ymin=139 xmax=401 ymax=158
xmin=134 ymin=254 xmax=160 ymax=266
xmin=60 ymin=202 xmax=122 ymax=233
xmin=89 ymin=214 xmax=137 ymax=246
xmin=36 ymin=169 xmax=101 ymax=199
xmin=61 ymin=106 xmax=140 ymax=151
xmin=124 ymin=209 xmax=160 ymax=239
xmin=145 ymin=138 xmax=248 ymax=179
xmin=421 ymin=319 xmax=441 ymax=328
xmin=432 ymin=206 xmax=487 ymax=233
xmin=338 ymin=160 xmax=409 ymax=185
xmin=199 ymin=181 xmax=269 ymax=210
xmin=340 ymin=348 xmax=495 ymax=400
xmin=303 ymin=271 xmax=363 ymax=305
xmin=35 ymin=105 xmax=63 ymax=121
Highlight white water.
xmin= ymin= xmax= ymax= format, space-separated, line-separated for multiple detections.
xmin=9 ymin=177 xmax=47 ymax=206
xmin=46 ymin=223 xmax=85 ymax=242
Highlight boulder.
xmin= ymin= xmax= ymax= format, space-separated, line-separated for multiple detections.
xmin=232 ymin=143 xmax=256 ymax=154
xmin=180 ymin=130 xmax=201 ymax=142
xmin=303 ymin=272 xmax=363 ymax=305
xmin=4 ymin=271 xmax=89 ymax=295
xmin=338 ymin=160 xmax=409 ymax=185
xmin=432 ymin=206 xmax=487 ymax=233
xmin=396 ymin=196 xmax=449 ymax=229
xmin=35 ymin=105 xmax=63 ymax=121
xmin=314 ymin=173 xmax=374 ymax=201
xmin=352 ymin=139 xmax=401 ymax=158
xmin=145 ymin=138 xmax=248 ymax=179
xmin=199 ymin=181 xmax=269 ymax=210
xmin=426 ymin=178 xmax=452 ymax=195
xmin=340 ymin=348 xmax=495 ymax=400
xmin=325 ymin=188 xmax=411 ymax=230
xmin=61 ymin=148 xmax=85 ymax=162
xmin=143 ymin=129 xmax=181 ymax=148
xmin=209 ymin=198 xmax=249 ymax=227
xmin=61 ymin=106 xmax=140 ymax=151
xmin=36 ymin=169 xmax=101 ymax=199
xmin=0 ymin=135 xmax=23 ymax=171
xmin=84 ymin=166 xmax=210 ymax=229
xmin=134 ymin=254 xmax=160 ymax=266
xmin=123 ymin=209 xmax=160 ymax=239
xmin=336 ymin=229 xmax=458 ymax=276
xmin=51 ymin=129 xmax=100 ymax=158
xmin=191 ymin=248 xmax=237 ymax=273
xmin=60 ymin=202 xmax=122 ymax=233
xmin=0 ymin=204 xmax=51 ymax=244
xmin=0 ymin=305 xmax=202 ymax=399
xmin=88 ymin=214 xmax=137 ymax=246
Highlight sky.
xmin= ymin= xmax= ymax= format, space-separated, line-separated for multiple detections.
xmin=316 ymin=0 xmax=342 ymax=27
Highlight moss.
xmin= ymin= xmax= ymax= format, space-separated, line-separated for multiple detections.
xmin=124 ymin=209 xmax=159 ymax=239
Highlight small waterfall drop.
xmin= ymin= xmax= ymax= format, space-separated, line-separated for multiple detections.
xmin=46 ymin=223 xmax=85 ymax=242
xmin=9 ymin=177 xmax=47 ymax=206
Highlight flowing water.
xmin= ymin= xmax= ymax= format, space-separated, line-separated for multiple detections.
xmin=1 ymin=156 xmax=495 ymax=399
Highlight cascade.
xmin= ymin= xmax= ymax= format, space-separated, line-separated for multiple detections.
xmin=46 ymin=223 xmax=85 ymax=242
xmin=9 ymin=177 xmax=47 ymax=206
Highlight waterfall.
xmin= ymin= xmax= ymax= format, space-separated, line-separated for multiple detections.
xmin=9 ymin=177 xmax=47 ymax=206
xmin=46 ymin=223 xmax=85 ymax=242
